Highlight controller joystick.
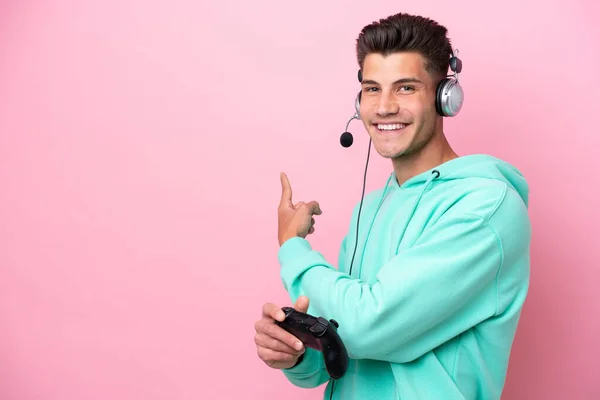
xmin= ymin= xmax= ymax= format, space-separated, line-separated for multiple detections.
xmin=275 ymin=306 xmax=349 ymax=380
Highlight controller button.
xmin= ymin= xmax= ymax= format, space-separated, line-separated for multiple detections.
xmin=310 ymin=318 xmax=328 ymax=335
xmin=329 ymin=319 xmax=339 ymax=328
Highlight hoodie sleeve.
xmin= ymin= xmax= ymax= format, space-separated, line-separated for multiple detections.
xmin=277 ymin=195 xmax=530 ymax=364
xmin=280 ymin=234 xmax=349 ymax=388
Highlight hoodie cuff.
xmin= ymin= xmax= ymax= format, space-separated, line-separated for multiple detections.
xmin=279 ymin=237 xmax=313 ymax=263
xmin=282 ymin=348 xmax=321 ymax=376
xmin=278 ymin=237 xmax=320 ymax=291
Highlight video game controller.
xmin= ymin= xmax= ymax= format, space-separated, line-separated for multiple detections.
xmin=275 ymin=306 xmax=349 ymax=380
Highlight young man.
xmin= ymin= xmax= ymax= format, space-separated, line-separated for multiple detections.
xmin=254 ymin=12 xmax=531 ymax=400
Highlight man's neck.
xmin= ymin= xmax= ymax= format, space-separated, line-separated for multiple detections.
xmin=392 ymin=133 xmax=458 ymax=186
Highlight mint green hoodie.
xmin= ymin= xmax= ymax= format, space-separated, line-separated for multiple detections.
xmin=277 ymin=154 xmax=531 ymax=400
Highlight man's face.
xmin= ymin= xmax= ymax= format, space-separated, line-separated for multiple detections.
xmin=359 ymin=51 xmax=441 ymax=159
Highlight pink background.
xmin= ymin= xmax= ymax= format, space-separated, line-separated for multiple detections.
xmin=1 ymin=1 xmax=599 ymax=399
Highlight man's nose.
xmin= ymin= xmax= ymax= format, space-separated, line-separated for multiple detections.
xmin=377 ymin=92 xmax=399 ymax=116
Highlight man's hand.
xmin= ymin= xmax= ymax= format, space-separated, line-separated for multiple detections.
xmin=255 ymin=296 xmax=310 ymax=370
xmin=278 ymin=172 xmax=322 ymax=246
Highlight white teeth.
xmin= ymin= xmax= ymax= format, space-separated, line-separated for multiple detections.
xmin=377 ymin=123 xmax=405 ymax=130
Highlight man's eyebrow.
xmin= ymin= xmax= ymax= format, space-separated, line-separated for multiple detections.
xmin=361 ymin=77 xmax=424 ymax=85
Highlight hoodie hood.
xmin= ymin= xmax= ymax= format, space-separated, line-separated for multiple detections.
xmin=392 ymin=154 xmax=529 ymax=207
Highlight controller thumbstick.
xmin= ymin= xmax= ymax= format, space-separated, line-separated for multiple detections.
xmin=330 ymin=319 xmax=339 ymax=328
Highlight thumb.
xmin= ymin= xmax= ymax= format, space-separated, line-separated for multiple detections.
xmin=294 ymin=295 xmax=310 ymax=313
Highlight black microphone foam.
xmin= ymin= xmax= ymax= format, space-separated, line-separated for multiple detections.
xmin=340 ymin=132 xmax=353 ymax=148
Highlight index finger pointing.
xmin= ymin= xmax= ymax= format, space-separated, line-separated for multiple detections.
xmin=280 ymin=172 xmax=293 ymax=207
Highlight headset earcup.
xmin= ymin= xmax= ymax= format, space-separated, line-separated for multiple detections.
xmin=436 ymin=78 xmax=464 ymax=117
xmin=435 ymin=79 xmax=448 ymax=116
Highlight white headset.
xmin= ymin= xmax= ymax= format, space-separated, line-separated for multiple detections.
xmin=354 ymin=49 xmax=464 ymax=118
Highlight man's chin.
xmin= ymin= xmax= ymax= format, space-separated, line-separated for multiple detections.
xmin=373 ymin=147 xmax=406 ymax=159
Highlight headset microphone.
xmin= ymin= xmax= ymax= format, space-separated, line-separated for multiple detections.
xmin=340 ymin=114 xmax=358 ymax=147
xmin=339 ymin=91 xmax=362 ymax=148
xmin=339 ymin=131 xmax=353 ymax=147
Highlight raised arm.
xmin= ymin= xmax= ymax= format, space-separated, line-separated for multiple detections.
xmin=278 ymin=193 xmax=530 ymax=364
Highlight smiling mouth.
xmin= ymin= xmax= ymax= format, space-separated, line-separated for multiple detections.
xmin=375 ymin=123 xmax=411 ymax=132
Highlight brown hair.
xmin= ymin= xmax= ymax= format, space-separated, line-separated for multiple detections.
xmin=356 ymin=13 xmax=453 ymax=81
